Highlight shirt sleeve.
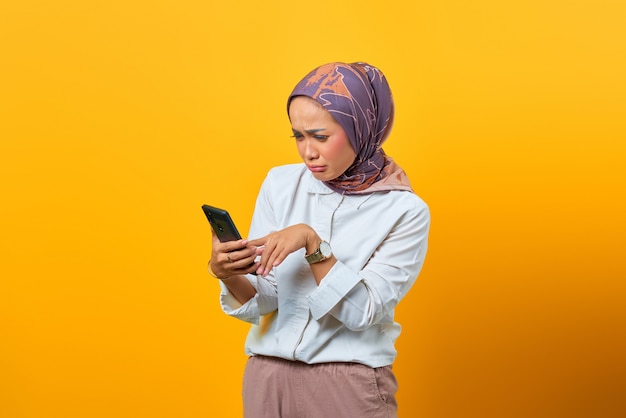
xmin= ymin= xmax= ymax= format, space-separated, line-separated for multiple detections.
xmin=306 ymin=201 xmax=430 ymax=331
xmin=218 ymin=275 xmax=278 ymax=325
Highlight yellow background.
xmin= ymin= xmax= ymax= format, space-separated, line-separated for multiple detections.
xmin=1 ymin=1 xmax=625 ymax=417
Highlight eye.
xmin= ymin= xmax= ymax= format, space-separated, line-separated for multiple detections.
xmin=290 ymin=132 xmax=304 ymax=140
xmin=314 ymin=135 xmax=329 ymax=140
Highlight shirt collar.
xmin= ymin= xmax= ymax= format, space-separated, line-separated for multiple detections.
xmin=304 ymin=169 xmax=374 ymax=209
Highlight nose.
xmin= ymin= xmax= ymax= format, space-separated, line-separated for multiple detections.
xmin=303 ymin=138 xmax=319 ymax=161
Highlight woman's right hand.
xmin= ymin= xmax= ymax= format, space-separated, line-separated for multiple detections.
xmin=210 ymin=229 xmax=260 ymax=279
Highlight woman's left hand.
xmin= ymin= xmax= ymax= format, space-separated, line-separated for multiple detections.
xmin=248 ymin=224 xmax=319 ymax=276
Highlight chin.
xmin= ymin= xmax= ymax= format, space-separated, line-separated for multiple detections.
xmin=312 ymin=172 xmax=335 ymax=182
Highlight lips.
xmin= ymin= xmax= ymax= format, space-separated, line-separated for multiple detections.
xmin=307 ymin=165 xmax=326 ymax=172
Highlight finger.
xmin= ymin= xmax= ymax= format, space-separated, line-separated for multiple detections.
xmin=217 ymin=239 xmax=249 ymax=254
xmin=270 ymin=248 xmax=290 ymax=267
xmin=265 ymin=248 xmax=289 ymax=273
xmin=247 ymin=237 xmax=267 ymax=247
xmin=227 ymin=254 xmax=260 ymax=276
xmin=260 ymin=248 xmax=288 ymax=277
xmin=258 ymin=241 xmax=278 ymax=274
xmin=227 ymin=245 xmax=258 ymax=263
xmin=211 ymin=229 xmax=221 ymax=247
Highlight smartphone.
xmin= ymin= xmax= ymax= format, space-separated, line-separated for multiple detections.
xmin=201 ymin=204 xmax=243 ymax=242
xmin=202 ymin=204 xmax=257 ymax=275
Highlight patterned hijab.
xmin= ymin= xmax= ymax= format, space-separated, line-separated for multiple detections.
xmin=288 ymin=62 xmax=413 ymax=195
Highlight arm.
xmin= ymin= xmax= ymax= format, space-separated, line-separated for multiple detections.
xmin=248 ymin=223 xmax=336 ymax=285
xmin=247 ymin=200 xmax=430 ymax=332
xmin=209 ymin=229 xmax=279 ymax=324
xmin=208 ymin=229 xmax=258 ymax=305
xmin=210 ymin=169 xmax=284 ymax=323
xmin=307 ymin=202 xmax=430 ymax=331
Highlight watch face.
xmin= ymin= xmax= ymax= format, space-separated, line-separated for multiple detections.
xmin=320 ymin=241 xmax=332 ymax=257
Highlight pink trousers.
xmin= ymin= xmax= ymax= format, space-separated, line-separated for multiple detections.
xmin=242 ymin=356 xmax=398 ymax=418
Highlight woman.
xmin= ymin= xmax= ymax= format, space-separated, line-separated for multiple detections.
xmin=208 ymin=62 xmax=430 ymax=417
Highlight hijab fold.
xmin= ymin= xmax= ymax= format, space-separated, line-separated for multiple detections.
xmin=288 ymin=62 xmax=413 ymax=195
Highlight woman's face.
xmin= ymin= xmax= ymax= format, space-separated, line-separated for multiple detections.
xmin=288 ymin=96 xmax=356 ymax=182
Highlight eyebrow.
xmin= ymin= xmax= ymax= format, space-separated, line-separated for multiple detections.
xmin=292 ymin=128 xmax=327 ymax=134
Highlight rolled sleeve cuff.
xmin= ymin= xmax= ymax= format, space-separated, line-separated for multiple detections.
xmin=218 ymin=280 xmax=260 ymax=325
xmin=306 ymin=261 xmax=361 ymax=320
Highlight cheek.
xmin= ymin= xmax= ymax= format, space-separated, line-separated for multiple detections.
xmin=324 ymin=139 xmax=351 ymax=161
xmin=326 ymin=138 xmax=355 ymax=168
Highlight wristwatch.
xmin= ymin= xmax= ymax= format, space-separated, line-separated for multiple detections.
xmin=305 ymin=240 xmax=332 ymax=264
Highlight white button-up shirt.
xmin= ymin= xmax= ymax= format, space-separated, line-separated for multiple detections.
xmin=219 ymin=163 xmax=430 ymax=368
